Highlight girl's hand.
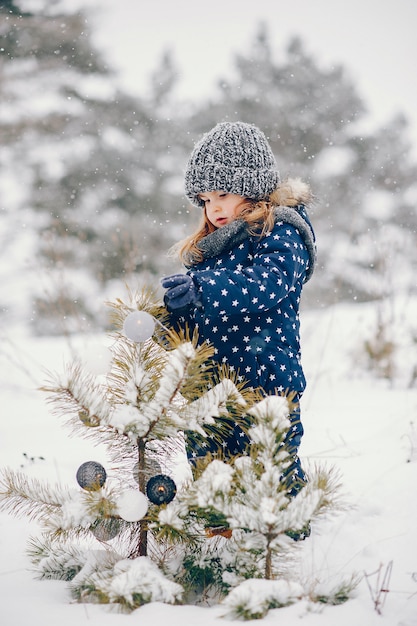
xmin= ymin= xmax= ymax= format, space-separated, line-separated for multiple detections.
xmin=161 ymin=274 xmax=201 ymax=312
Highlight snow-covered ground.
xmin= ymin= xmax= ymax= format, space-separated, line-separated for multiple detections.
xmin=1 ymin=299 xmax=416 ymax=626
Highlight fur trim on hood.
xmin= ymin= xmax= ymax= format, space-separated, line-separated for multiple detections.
xmin=270 ymin=177 xmax=313 ymax=208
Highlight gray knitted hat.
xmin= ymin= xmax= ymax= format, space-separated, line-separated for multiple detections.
xmin=185 ymin=122 xmax=280 ymax=208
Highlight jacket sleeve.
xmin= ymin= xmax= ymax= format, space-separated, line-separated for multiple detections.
xmin=190 ymin=224 xmax=309 ymax=317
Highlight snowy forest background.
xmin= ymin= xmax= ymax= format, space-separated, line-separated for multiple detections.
xmin=1 ymin=0 xmax=416 ymax=338
xmin=1 ymin=2 xmax=417 ymax=624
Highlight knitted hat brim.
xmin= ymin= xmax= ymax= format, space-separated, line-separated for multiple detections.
xmin=186 ymin=165 xmax=280 ymax=208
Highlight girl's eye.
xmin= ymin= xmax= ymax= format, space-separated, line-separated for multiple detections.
xmin=219 ymin=192 xmax=227 ymax=198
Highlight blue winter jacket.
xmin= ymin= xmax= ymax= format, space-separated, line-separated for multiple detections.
xmin=178 ymin=203 xmax=316 ymax=398
xmin=167 ymin=186 xmax=316 ymax=472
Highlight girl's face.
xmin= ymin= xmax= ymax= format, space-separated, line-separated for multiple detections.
xmin=199 ymin=191 xmax=246 ymax=228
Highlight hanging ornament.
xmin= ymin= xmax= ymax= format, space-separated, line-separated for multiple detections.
xmin=133 ymin=457 xmax=161 ymax=484
xmin=90 ymin=518 xmax=122 ymax=541
xmin=116 ymin=489 xmax=149 ymax=522
xmin=123 ymin=310 xmax=155 ymax=343
xmin=76 ymin=461 xmax=107 ymax=491
xmin=146 ymin=474 xmax=177 ymax=505
xmin=78 ymin=409 xmax=100 ymax=428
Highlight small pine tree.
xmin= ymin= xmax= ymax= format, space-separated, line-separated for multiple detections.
xmin=0 ymin=288 xmax=345 ymax=616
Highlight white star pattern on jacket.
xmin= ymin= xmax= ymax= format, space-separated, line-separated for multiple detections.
xmin=168 ymin=206 xmax=315 ymax=477
xmin=180 ymin=220 xmax=309 ymax=397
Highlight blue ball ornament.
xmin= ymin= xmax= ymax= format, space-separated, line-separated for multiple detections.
xmin=146 ymin=474 xmax=177 ymax=505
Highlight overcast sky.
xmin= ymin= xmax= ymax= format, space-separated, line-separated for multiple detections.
xmin=84 ymin=0 xmax=417 ymax=153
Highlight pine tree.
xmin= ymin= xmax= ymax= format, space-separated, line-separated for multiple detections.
xmin=0 ymin=288 xmax=345 ymax=617
xmin=0 ymin=2 xmax=189 ymax=334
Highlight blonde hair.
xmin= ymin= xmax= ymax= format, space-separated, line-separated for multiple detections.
xmin=175 ymin=178 xmax=311 ymax=266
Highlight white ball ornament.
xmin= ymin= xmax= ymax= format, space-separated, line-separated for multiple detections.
xmin=123 ymin=310 xmax=155 ymax=343
xmin=116 ymin=489 xmax=149 ymax=522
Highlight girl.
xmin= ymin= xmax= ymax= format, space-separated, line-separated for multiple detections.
xmin=161 ymin=121 xmax=316 ymax=501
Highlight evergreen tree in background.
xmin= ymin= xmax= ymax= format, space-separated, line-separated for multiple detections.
xmin=0 ymin=6 xmax=416 ymax=334
xmin=0 ymin=290 xmax=344 ymax=616
xmin=0 ymin=1 xmax=189 ymax=334
xmin=187 ymin=24 xmax=417 ymax=305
